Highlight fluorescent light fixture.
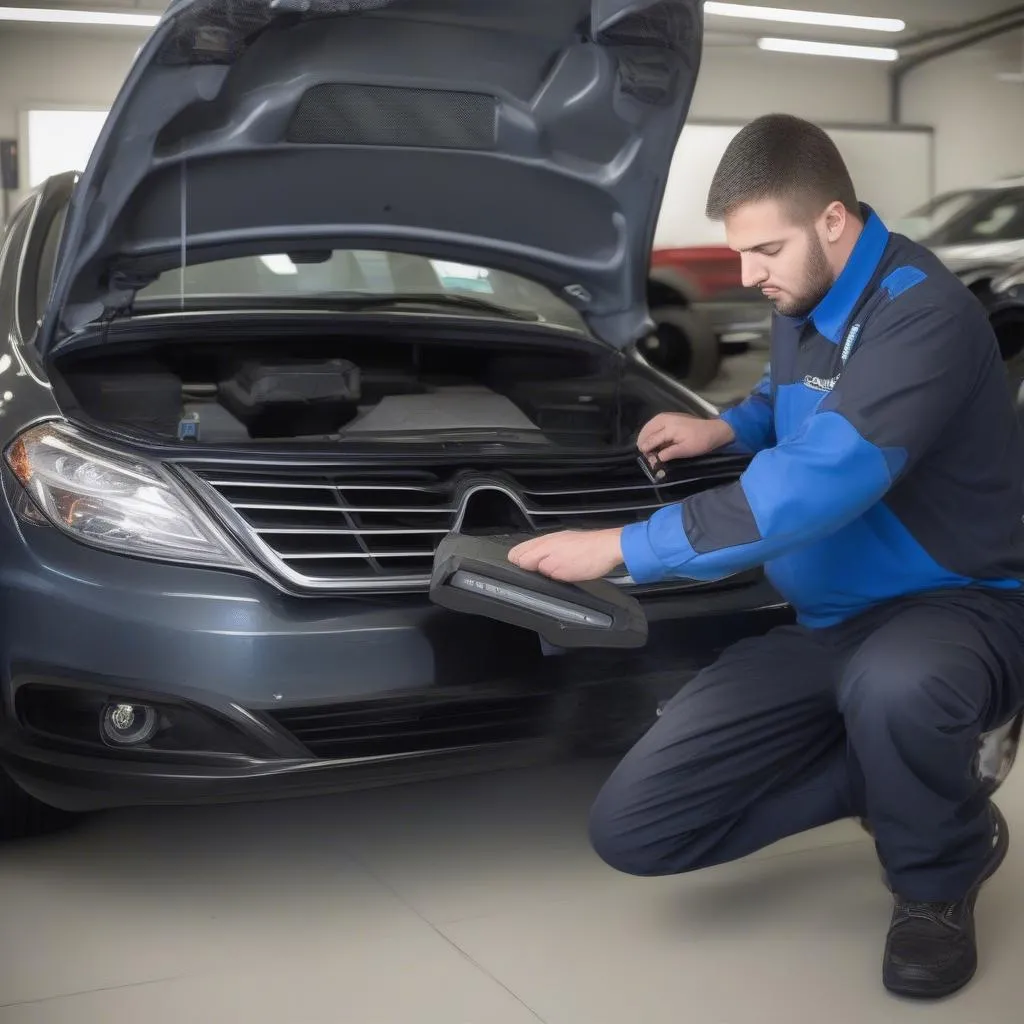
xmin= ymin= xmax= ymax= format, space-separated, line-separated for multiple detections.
xmin=757 ymin=36 xmax=899 ymax=60
xmin=705 ymin=3 xmax=904 ymax=32
xmin=0 ymin=6 xmax=160 ymax=27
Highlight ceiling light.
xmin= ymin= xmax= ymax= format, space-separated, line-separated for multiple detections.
xmin=757 ymin=36 xmax=900 ymax=61
xmin=705 ymin=3 xmax=904 ymax=33
xmin=0 ymin=6 xmax=160 ymax=28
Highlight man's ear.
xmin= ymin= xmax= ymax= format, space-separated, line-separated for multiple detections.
xmin=822 ymin=201 xmax=847 ymax=244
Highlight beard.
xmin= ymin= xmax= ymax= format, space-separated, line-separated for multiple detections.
xmin=770 ymin=231 xmax=835 ymax=318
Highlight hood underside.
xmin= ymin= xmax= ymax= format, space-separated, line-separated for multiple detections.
xmin=40 ymin=0 xmax=704 ymax=356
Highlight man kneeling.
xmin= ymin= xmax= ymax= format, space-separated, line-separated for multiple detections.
xmin=510 ymin=113 xmax=1024 ymax=1000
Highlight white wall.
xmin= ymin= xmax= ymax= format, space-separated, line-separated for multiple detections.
xmin=0 ymin=30 xmax=139 ymax=140
xmin=690 ymin=47 xmax=890 ymax=125
xmin=0 ymin=29 xmax=139 ymax=219
xmin=901 ymin=45 xmax=1024 ymax=193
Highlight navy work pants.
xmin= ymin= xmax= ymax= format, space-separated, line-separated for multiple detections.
xmin=589 ymin=588 xmax=1024 ymax=901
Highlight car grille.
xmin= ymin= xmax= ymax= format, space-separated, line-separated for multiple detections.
xmin=269 ymin=689 xmax=555 ymax=760
xmin=184 ymin=459 xmax=742 ymax=592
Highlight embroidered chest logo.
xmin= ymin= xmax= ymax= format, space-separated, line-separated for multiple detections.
xmin=802 ymin=322 xmax=862 ymax=393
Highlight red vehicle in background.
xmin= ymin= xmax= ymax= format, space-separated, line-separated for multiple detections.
xmin=643 ymin=244 xmax=769 ymax=390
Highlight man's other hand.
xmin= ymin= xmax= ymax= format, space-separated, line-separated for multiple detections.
xmin=508 ymin=529 xmax=624 ymax=583
xmin=637 ymin=412 xmax=735 ymax=464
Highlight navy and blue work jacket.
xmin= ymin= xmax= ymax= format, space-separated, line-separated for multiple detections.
xmin=621 ymin=206 xmax=1024 ymax=628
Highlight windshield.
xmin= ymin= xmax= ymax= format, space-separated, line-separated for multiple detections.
xmin=891 ymin=190 xmax=986 ymax=242
xmin=135 ymin=249 xmax=587 ymax=331
xmin=922 ymin=188 xmax=1024 ymax=247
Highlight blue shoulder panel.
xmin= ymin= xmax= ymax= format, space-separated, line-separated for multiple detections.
xmin=881 ymin=265 xmax=927 ymax=301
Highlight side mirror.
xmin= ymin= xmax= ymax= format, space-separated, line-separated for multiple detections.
xmin=429 ymin=533 xmax=648 ymax=649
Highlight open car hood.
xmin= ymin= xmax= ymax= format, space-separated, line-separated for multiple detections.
xmin=39 ymin=0 xmax=703 ymax=357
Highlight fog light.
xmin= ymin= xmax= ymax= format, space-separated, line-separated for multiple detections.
xmin=101 ymin=702 xmax=159 ymax=746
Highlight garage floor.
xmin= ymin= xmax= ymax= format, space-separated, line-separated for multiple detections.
xmin=700 ymin=341 xmax=770 ymax=411
xmin=0 ymin=754 xmax=1020 ymax=1023
xmin=2 ymin=348 xmax=1020 ymax=1024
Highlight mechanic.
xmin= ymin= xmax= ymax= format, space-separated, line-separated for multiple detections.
xmin=509 ymin=113 xmax=1024 ymax=1000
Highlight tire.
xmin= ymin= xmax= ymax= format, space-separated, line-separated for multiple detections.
xmin=642 ymin=305 xmax=721 ymax=390
xmin=0 ymin=766 xmax=76 ymax=841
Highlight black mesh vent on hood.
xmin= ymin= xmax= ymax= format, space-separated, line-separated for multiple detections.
xmin=286 ymin=83 xmax=498 ymax=149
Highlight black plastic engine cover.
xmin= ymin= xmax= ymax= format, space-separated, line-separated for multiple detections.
xmin=219 ymin=358 xmax=361 ymax=437
xmin=429 ymin=533 xmax=648 ymax=649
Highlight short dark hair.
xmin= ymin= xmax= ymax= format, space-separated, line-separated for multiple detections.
xmin=705 ymin=113 xmax=859 ymax=222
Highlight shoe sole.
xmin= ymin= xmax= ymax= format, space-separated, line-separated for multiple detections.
xmin=883 ymin=804 xmax=1009 ymax=1000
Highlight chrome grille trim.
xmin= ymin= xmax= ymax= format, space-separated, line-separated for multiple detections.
xmin=255 ymin=527 xmax=450 ymax=536
xmin=181 ymin=463 xmax=743 ymax=593
xmin=281 ymin=551 xmax=439 ymax=560
xmin=202 ymin=480 xmax=436 ymax=492
xmin=231 ymin=503 xmax=459 ymax=513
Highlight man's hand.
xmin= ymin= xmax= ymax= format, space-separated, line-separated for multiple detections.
xmin=508 ymin=528 xmax=624 ymax=583
xmin=637 ymin=412 xmax=735 ymax=464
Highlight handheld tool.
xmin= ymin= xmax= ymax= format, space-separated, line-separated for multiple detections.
xmin=429 ymin=533 xmax=648 ymax=649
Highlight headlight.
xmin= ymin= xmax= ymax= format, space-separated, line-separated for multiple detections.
xmin=5 ymin=421 xmax=246 ymax=568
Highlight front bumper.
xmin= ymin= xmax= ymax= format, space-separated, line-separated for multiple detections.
xmin=0 ymin=506 xmax=788 ymax=812
xmin=0 ymin=732 xmax=571 ymax=812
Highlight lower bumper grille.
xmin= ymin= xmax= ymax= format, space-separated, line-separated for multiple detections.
xmin=269 ymin=690 xmax=556 ymax=760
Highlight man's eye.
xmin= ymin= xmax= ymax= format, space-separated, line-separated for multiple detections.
xmin=762 ymin=247 xmax=782 ymax=257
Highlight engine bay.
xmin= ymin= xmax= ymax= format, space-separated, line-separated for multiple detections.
xmin=54 ymin=334 xmax=660 ymax=450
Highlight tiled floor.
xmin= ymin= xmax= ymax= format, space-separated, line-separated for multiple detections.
xmin=0 ymin=754 xmax=1020 ymax=1023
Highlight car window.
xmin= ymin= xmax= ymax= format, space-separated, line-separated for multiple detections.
xmin=927 ymin=189 xmax=1024 ymax=247
xmin=134 ymin=249 xmax=586 ymax=331
xmin=892 ymin=190 xmax=982 ymax=242
xmin=972 ymin=204 xmax=1021 ymax=237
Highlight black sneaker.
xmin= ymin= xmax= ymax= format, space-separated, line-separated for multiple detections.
xmin=882 ymin=803 xmax=1009 ymax=1000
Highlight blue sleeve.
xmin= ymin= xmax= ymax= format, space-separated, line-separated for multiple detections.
xmin=621 ymin=298 xmax=983 ymax=584
xmin=718 ymin=365 xmax=775 ymax=454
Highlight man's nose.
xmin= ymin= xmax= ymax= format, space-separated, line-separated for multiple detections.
xmin=740 ymin=256 xmax=767 ymax=289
